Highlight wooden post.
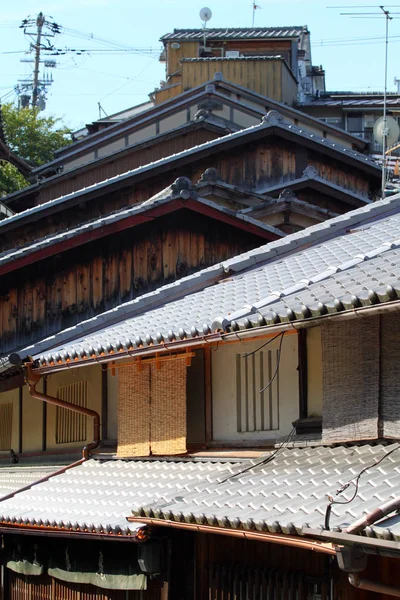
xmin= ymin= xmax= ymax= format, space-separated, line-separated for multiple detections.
xmin=204 ymin=347 xmax=212 ymax=443
xmin=298 ymin=329 xmax=308 ymax=419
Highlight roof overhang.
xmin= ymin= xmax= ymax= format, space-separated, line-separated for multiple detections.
xmin=0 ymin=193 xmax=281 ymax=278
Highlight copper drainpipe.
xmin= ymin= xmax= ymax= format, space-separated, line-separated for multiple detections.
xmin=345 ymin=496 xmax=400 ymax=535
xmin=127 ymin=517 xmax=336 ymax=555
xmin=348 ymin=574 xmax=400 ymax=597
xmin=0 ymin=363 xmax=101 ymax=504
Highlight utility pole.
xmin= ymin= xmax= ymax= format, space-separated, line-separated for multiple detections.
xmin=32 ymin=12 xmax=45 ymax=108
xmin=17 ymin=12 xmax=60 ymax=110
xmin=380 ymin=5 xmax=392 ymax=199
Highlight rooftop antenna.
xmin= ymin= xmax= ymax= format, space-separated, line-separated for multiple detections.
xmin=333 ymin=5 xmax=398 ymax=198
xmin=252 ymin=2 xmax=262 ymax=28
xmin=199 ymin=7 xmax=212 ymax=51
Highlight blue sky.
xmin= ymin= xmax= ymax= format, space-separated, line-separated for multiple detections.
xmin=1 ymin=0 xmax=399 ymax=130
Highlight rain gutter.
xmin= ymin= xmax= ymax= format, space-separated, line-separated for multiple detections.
xmin=127 ymin=518 xmax=335 ymax=555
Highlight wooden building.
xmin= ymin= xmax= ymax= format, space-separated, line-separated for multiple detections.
xmin=0 ymin=110 xmax=381 ymax=372
xmin=0 ymin=195 xmax=399 ymax=598
xmin=0 ymin=23 xmax=397 ymax=600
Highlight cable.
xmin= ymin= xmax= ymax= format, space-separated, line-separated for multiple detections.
xmin=218 ymin=426 xmax=297 ymax=485
xmin=324 ymin=443 xmax=400 ymax=530
xmin=242 ymin=332 xmax=283 ymax=358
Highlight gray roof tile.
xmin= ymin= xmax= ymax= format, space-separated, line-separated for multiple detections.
xmin=0 ymin=111 xmax=380 ymax=235
xmin=0 ymin=466 xmax=62 ymax=499
xmin=2 ymin=194 xmax=399 ymax=372
xmin=0 ymin=445 xmax=392 ymax=540
xmin=160 ymin=27 xmax=308 ymax=41
xmin=0 ymin=459 xmax=244 ymax=534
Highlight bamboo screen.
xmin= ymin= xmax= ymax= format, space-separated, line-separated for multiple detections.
xmin=117 ymin=359 xmax=187 ymax=457
xmin=380 ymin=312 xmax=400 ymax=439
xmin=321 ymin=317 xmax=380 ymax=443
xmin=56 ymin=381 xmax=88 ymax=444
xmin=0 ymin=403 xmax=13 ymax=450
xmin=117 ymin=364 xmax=151 ymax=457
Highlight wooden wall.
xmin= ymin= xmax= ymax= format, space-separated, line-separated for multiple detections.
xmin=1 ymin=138 xmax=376 ymax=257
xmin=194 ymin=532 xmax=400 ymax=600
xmin=36 ymin=128 xmax=220 ymax=205
xmin=0 ymin=211 xmax=262 ymax=354
xmin=2 ymin=137 xmax=376 ymax=256
xmin=181 ymin=58 xmax=297 ymax=104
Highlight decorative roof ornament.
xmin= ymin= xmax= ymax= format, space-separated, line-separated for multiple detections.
xmin=171 ymin=176 xmax=193 ymax=194
xmin=262 ymin=110 xmax=284 ymax=126
xmin=303 ymin=165 xmax=318 ymax=179
xmin=198 ymin=167 xmax=220 ymax=184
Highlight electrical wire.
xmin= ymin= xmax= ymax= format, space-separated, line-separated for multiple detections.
xmin=324 ymin=443 xmax=400 ymax=530
xmin=242 ymin=332 xmax=283 ymax=358
xmin=218 ymin=426 xmax=297 ymax=485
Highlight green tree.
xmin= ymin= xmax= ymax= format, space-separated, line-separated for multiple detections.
xmin=0 ymin=103 xmax=72 ymax=196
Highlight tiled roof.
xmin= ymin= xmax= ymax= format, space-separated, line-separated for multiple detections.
xmin=3 ymin=193 xmax=398 ymax=372
xmin=0 ymin=110 xmax=380 ymax=235
xmin=304 ymin=97 xmax=400 ymax=108
xmin=160 ymin=27 xmax=307 ymax=42
xmin=0 ymin=458 xmax=244 ymax=535
xmin=1 ymin=446 xmax=400 ymax=542
xmin=0 ymin=189 xmax=281 ymax=274
xmin=181 ymin=56 xmax=287 ymax=62
xmin=129 ymin=444 xmax=400 ymax=541
xmin=0 ymin=466 xmax=62 ymax=499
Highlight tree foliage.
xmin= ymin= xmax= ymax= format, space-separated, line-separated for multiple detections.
xmin=0 ymin=103 xmax=72 ymax=196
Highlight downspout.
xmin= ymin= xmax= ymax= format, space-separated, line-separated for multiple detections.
xmin=24 ymin=362 xmax=100 ymax=460
xmin=348 ymin=573 xmax=400 ymax=597
xmin=0 ymin=363 xmax=101 ymax=505
xmin=345 ymin=496 xmax=400 ymax=535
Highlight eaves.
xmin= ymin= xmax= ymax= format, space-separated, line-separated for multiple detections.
xmin=0 ymin=193 xmax=281 ymax=277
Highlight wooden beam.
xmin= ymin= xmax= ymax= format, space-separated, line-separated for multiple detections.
xmin=204 ymin=346 xmax=213 ymax=443
xmin=101 ymin=367 xmax=108 ymax=442
xmin=0 ymin=372 xmax=24 ymax=393
xmin=298 ymin=329 xmax=308 ymax=419
xmin=42 ymin=378 xmax=47 ymax=452
xmin=18 ymin=386 xmax=23 ymax=455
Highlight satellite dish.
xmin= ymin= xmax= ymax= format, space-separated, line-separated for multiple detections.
xmin=200 ymin=7 xmax=212 ymax=22
xmin=373 ymin=115 xmax=400 ymax=148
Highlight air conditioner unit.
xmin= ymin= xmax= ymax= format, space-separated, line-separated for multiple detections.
xmin=225 ymin=50 xmax=240 ymax=58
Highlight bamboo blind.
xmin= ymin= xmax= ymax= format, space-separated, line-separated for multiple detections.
xmin=56 ymin=381 xmax=88 ymax=444
xmin=150 ymin=360 xmax=187 ymax=455
xmin=321 ymin=317 xmax=379 ymax=443
xmin=117 ymin=359 xmax=187 ymax=457
xmin=0 ymin=402 xmax=13 ymax=450
xmin=117 ymin=364 xmax=151 ymax=457
xmin=380 ymin=312 xmax=400 ymax=439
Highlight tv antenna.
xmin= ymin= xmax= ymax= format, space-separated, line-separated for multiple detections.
xmin=200 ymin=7 xmax=212 ymax=51
xmin=333 ymin=5 xmax=399 ymax=198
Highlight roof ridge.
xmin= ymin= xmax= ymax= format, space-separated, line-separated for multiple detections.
xmin=0 ymin=111 xmax=380 ymax=232
xmin=0 ymin=191 xmax=282 ymax=269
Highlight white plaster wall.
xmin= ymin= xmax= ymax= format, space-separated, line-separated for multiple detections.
xmin=97 ymin=138 xmax=125 ymax=158
xmin=212 ymin=334 xmax=299 ymax=441
xmin=158 ymin=112 xmax=187 ymax=134
xmin=127 ymin=124 xmax=157 ymax=146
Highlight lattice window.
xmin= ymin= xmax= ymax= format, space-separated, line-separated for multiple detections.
xmin=56 ymin=381 xmax=87 ymax=444
xmin=236 ymin=350 xmax=280 ymax=433
xmin=0 ymin=403 xmax=13 ymax=450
